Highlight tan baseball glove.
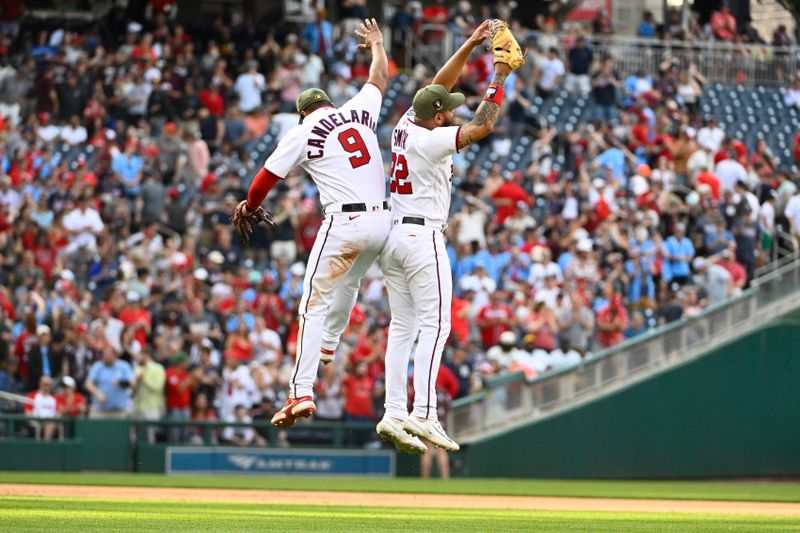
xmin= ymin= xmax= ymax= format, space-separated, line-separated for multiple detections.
xmin=490 ymin=19 xmax=526 ymax=70
xmin=231 ymin=200 xmax=275 ymax=246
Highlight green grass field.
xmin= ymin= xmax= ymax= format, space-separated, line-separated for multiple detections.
xmin=3 ymin=497 xmax=799 ymax=533
xmin=2 ymin=471 xmax=800 ymax=502
xmin=2 ymin=473 xmax=800 ymax=532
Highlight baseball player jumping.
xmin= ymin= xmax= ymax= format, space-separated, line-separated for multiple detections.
xmin=232 ymin=19 xmax=394 ymax=431
xmin=377 ymin=20 xmax=526 ymax=453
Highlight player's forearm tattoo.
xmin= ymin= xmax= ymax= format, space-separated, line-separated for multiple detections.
xmin=472 ymin=71 xmax=507 ymax=127
xmin=473 ymin=100 xmax=500 ymax=126
xmin=459 ymin=70 xmax=509 ymax=148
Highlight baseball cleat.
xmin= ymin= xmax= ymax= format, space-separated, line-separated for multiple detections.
xmin=376 ymin=415 xmax=427 ymax=456
xmin=402 ymin=416 xmax=460 ymax=452
xmin=271 ymin=395 xmax=316 ymax=428
xmin=319 ymin=348 xmax=335 ymax=365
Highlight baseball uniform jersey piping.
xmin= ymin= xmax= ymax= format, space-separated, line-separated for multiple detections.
xmin=291 ymin=216 xmax=334 ymax=396
xmin=426 ymin=230 xmax=443 ymax=419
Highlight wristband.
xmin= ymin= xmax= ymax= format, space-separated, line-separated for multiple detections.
xmin=242 ymin=203 xmax=255 ymax=216
xmin=484 ymin=84 xmax=504 ymax=106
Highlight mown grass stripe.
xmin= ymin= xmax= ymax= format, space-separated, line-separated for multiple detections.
xmin=1 ymin=472 xmax=799 ymax=503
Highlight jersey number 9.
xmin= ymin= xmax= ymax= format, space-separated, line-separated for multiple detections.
xmin=389 ymin=153 xmax=412 ymax=194
xmin=338 ymin=128 xmax=371 ymax=169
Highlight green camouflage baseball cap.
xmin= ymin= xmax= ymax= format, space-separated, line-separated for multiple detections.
xmin=296 ymin=88 xmax=332 ymax=122
xmin=412 ymin=84 xmax=466 ymax=120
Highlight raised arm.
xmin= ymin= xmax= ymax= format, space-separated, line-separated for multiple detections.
xmin=457 ymin=63 xmax=512 ymax=150
xmin=457 ymin=20 xmax=524 ymax=150
xmin=433 ymin=21 xmax=492 ymax=91
xmin=355 ymin=18 xmax=389 ymax=94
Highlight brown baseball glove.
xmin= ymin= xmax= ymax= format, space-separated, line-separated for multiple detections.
xmin=231 ymin=200 xmax=275 ymax=246
xmin=490 ymin=19 xmax=526 ymax=70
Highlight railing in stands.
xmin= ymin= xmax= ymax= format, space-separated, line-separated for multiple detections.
xmin=0 ymin=412 xmax=375 ymax=448
xmin=406 ymin=24 xmax=800 ymax=87
xmin=449 ymin=249 xmax=800 ymax=444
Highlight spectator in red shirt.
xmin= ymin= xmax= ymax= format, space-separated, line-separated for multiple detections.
xmin=710 ymin=2 xmax=736 ymax=41
xmin=14 ymin=313 xmax=36 ymax=380
xmin=595 ymin=290 xmax=629 ymax=348
xmin=696 ymin=167 xmax=721 ymax=201
xmin=165 ymin=353 xmax=195 ymax=442
xmin=198 ymin=85 xmax=225 ymax=117
xmin=350 ymin=326 xmax=386 ymax=381
xmin=118 ymin=291 xmax=152 ymax=347
xmin=793 ymin=133 xmax=800 ymax=164
xmin=476 ymin=291 xmax=514 ymax=348
xmin=491 ymin=174 xmax=532 ymax=226
xmin=130 ymin=33 xmax=157 ymax=61
xmin=55 ymin=376 xmax=86 ymax=417
xmin=450 ymin=295 xmax=471 ymax=346
xmin=717 ymin=248 xmax=747 ymax=289
xmin=343 ymin=360 xmax=376 ymax=445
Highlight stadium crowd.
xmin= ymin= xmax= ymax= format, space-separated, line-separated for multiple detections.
xmin=0 ymin=3 xmax=799 ymax=445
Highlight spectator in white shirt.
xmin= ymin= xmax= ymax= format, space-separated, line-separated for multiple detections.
xmin=785 ymin=191 xmax=800 ymax=240
xmin=301 ymin=50 xmax=325 ymax=88
xmin=233 ymin=61 xmax=266 ymax=113
xmin=219 ymin=355 xmax=256 ymax=420
xmin=36 ymin=112 xmax=60 ymax=143
xmin=0 ymin=175 xmax=21 ymax=212
xmin=697 ymin=116 xmax=725 ymax=153
xmin=459 ymin=264 xmax=496 ymax=311
xmin=30 ymin=376 xmax=59 ymax=440
xmin=528 ymin=247 xmax=563 ymax=290
xmin=534 ymin=274 xmax=561 ymax=309
xmin=486 ymin=331 xmax=528 ymax=373
xmin=62 ymin=195 xmax=105 ymax=256
xmin=686 ymin=146 xmax=713 ymax=179
xmin=59 ymin=114 xmax=88 ymax=146
xmin=734 ymin=180 xmax=760 ymax=215
xmin=715 ymin=157 xmax=748 ymax=193
xmin=537 ymin=47 xmax=565 ymax=98
xmin=759 ymin=190 xmax=776 ymax=244
xmin=550 ymin=341 xmax=582 ymax=369
xmin=222 ymin=404 xmax=266 ymax=446
xmin=783 ymin=77 xmax=800 ymax=108
xmin=455 ymin=196 xmax=490 ymax=247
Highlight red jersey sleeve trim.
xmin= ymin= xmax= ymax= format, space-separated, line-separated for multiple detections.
xmin=455 ymin=126 xmax=461 ymax=153
xmin=247 ymin=167 xmax=282 ymax=210
xmin=366 ymin=81 xmax=384 ymax=96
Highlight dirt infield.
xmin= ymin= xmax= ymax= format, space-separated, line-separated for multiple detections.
xmin=2 ymin=483 xmax=800 ymax=516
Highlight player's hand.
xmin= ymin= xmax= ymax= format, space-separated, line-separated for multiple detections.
xmin=468 ymin=20 xmax=492 ymax=48
xmin=355 ymin=18 xmax=383 ymax=50
xmin=232 ymin=200 xmax=276 ymax=246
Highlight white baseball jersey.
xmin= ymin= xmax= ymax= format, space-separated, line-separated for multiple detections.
xmin=389 ymin=109 xmax=460 ymax=225
xmin=263 ymin=83 xmax=385 ymax=211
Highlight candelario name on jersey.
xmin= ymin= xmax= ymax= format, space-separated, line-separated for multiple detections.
xmin=306 ymin=110 xmax=377 ymax=159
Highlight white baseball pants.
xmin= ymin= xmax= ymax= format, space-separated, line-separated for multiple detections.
xmin=289 ymin=209 xmax=392 ymax=398
xmin=380 ymin=223 xmax=452 ymax=420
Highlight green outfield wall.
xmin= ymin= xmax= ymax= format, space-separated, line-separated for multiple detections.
xmin=2 ymin=321 xmax=797 ymax=478
xmin=458 ymin=321 xmax=800 ymax=479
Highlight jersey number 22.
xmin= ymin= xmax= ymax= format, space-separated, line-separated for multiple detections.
xmin=389 ymin=153 xmax=411 ymax=194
